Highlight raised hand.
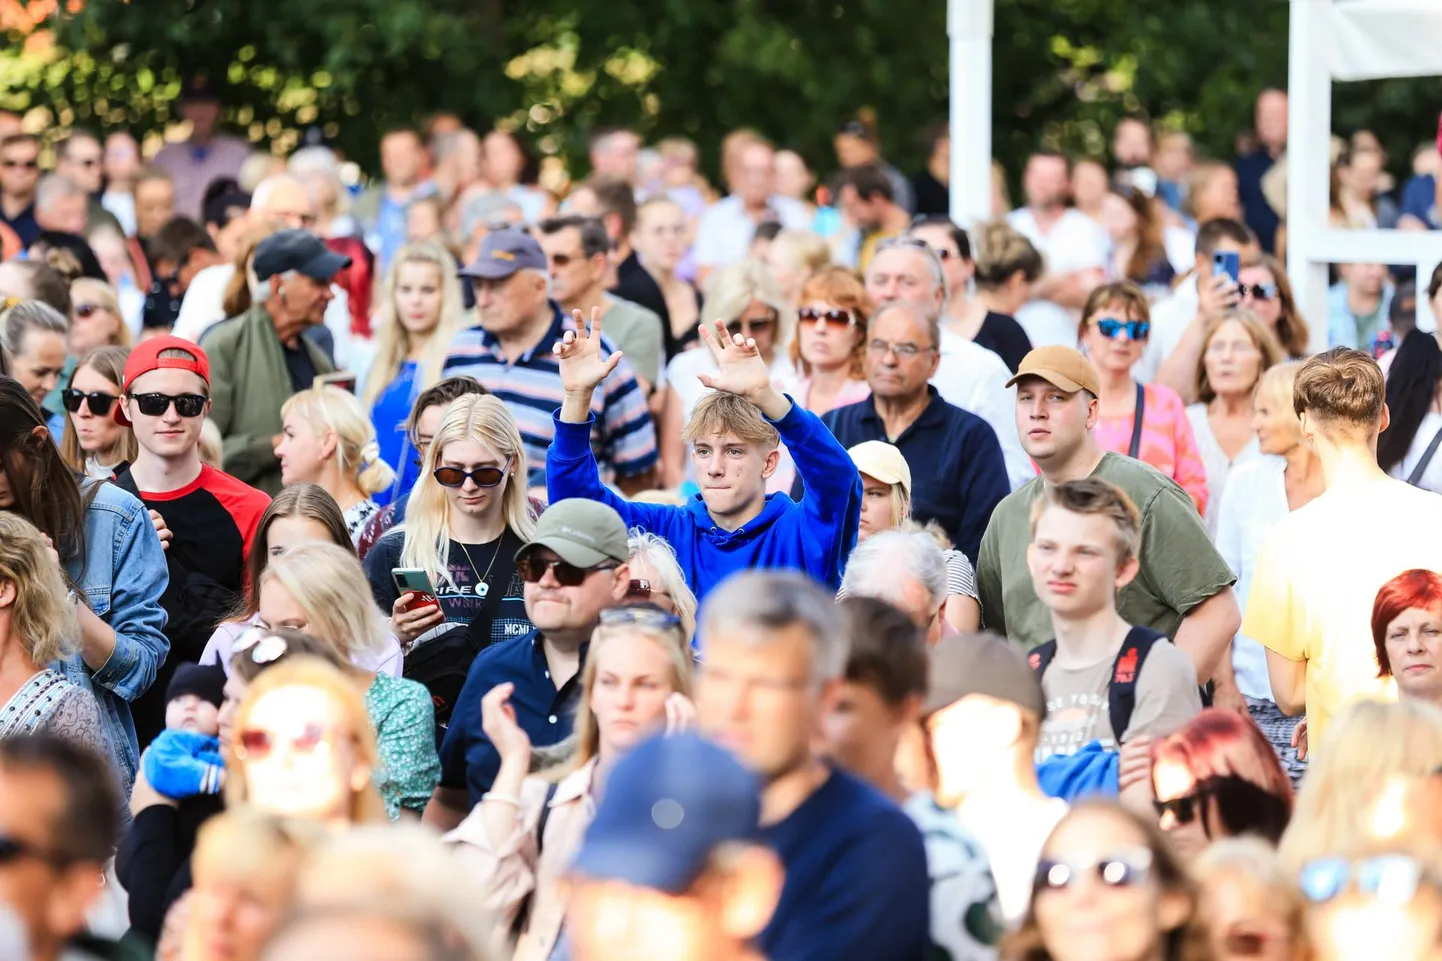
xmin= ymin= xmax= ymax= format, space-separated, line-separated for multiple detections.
xmin=480 ymin=681 xmax=533 ymax=763
xmin=696 ymin=318 xmax=774 ymax=403
xmin=554 ymin=307 xmax=623 ymax=396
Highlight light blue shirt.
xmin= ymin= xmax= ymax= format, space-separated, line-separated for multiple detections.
xmin=1327 ymin=280 xmax=1394 ymax=351
xmin=692 ymin=194 xmax=813 ymax=268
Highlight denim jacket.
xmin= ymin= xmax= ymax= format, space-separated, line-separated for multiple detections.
xmin=55 ymin=481 xmax=170 ymax=795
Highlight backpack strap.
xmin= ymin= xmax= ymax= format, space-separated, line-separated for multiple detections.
xmin=1027 ymin=640 xmax=1059 ymax=676
xmin=1108 ymin=627 xmax=1165 ymax=744
xmin=1408 ymin=425 xmax=1442 ymax=487
xmin=1127 ymin=382 xmax=1147 ymax=459
xmin=511 ymin=780 xmax=562 ymax=939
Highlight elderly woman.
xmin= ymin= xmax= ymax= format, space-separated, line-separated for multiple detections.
xmin=1372 ymin=569 xmax=1442 ymax=708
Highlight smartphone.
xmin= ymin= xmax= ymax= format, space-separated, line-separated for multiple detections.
xmin=1212 ymin=250 xmax=1241 ymax=285
xmin=391 ymin=568 xmax=441 ymax=611
xmin=314 ymin=370 xmax=358 ymax=393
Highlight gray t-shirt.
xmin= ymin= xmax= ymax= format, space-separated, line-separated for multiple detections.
xmin=603 ymin=297 xmax=665 ymax=389
xmin=1035 ymin=630 xmax=1202 ymax=762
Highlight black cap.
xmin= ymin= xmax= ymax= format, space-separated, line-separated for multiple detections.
xmin=166 ymin=663 xmax=226 ymax=709
xmin=253 ymin=229 xmax=351 ymax=282
xmin=204 ymin=188 xmax=251 ymax=229
xmin=181 ymin=76 xmax=222 ymax=103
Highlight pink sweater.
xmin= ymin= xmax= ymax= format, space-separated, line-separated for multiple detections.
xmin=1094 ymin=382 xmax=1209 ymax=515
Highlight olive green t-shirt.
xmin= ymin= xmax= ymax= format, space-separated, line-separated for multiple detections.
xmin=976 ymin=452 xmax=1236 ymax=650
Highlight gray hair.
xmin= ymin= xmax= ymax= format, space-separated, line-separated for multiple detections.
xmin=869 ymin=237 xmax=950 ymax=315
xmin=840 ymin=530 xmax=948 ymax=614
xmin=1 ymin=300 xmax=68 ymax=363
xmin=250 ymin=267 xmax=298 ymax=304
xmin=251 ymin=173 xmax=306 ymax=214
xmin=869 ymin=298 xmax=942 ymax=352
xmin=35 ymin=173 xmax=86 ymax=214
xmin=288 ymin=146 xmax=340 ymax=178
xmin=699 ymin=571 xmax=844 ymax=685
xmin=460 ymin=192 xmax=525 ymax=240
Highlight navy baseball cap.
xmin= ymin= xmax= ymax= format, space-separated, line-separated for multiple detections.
xmin=571 ymin=734 xmax=762 ymax=894
xmin=253 ymin=229 xmax=351 ymax=282
xmin=459 ymin=228 xmax=547 ymax=281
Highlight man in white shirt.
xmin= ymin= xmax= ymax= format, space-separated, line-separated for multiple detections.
xmin=864 ymin=238 xmax=1036 ymax=489
xmin=693 ymin=140 xmax=811 ymax=281
xmin=1007 ymin=151 xmax=1110 ymax=347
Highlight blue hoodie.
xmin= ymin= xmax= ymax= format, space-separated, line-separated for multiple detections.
xmin=546 ymin=397 xmax=862 ymax=599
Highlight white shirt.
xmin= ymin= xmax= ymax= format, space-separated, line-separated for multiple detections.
xmin=693 ymin=195 xmax=812 ymax=268
xmin=100 ymin=191 xmax=136 ymax=237
xmin=933 ymin=329 xmax=1036 ymax=490
xmin=1185 ymin=403 xmax=1261 ymax=537
xmin=1212 ymin=455 xmax=1287 ymax=701
xmin=960 ymin=796 xmax=1068 ymax=926
xmin=1134 ymin=273 xmax=1199 ymax=384
xmin=1387 ymin=411 xmax=1442 ymax=494
xmin=1007 ymin=208 xmax=1109 ymax=347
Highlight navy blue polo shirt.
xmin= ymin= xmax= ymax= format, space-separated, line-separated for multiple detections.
xmin=818 ymin=386 xmax=1008 ymax=565
xmin=438 ymin=630 xmax=586 ymax=805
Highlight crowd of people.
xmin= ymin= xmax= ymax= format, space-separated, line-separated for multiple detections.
xmin=0 ymin=77 xmax=1440 ymax=961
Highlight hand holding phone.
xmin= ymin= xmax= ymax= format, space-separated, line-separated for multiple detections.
xmin=1212 ymin=250 xmax=1241 ymax=285
xmin=392 ymin=568 xmax=441 ymax=611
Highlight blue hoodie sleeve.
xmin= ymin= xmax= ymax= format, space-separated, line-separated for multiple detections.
xmin=950 ymin=416 xmax=1009 ymax=566
xmin=1036 ymin=742 xmax=1120 ymax=802
xmin=546 ymin=412 xmax=681 ymax=533
xmin=775 ymin=399 xmax=862 ymax=590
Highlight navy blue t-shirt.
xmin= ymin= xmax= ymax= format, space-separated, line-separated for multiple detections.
xmin=760 ymin=767 xmax=930 ymax=961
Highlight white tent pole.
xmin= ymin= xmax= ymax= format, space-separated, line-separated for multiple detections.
xmin=948 ymin=0 xmax=993 ymax=228
xmin=1286 ymin=0 xmax=1335 ymax=352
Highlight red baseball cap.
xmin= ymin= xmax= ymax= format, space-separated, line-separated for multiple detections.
xmin=116 ymin=336 xmax=211 ymax=426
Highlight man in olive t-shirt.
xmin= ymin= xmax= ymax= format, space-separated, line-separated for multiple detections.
xmin=976 ymin=346 xmax=1240 ymax=692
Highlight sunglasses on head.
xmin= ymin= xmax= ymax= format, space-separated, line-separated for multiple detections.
xmin=1035 ymin=847 xmax=1154 ymax=892
xmin=235 ymin=723 xmax=330 ymax=761
xmin=233 ymin=629 xmax=292 ymax=666
xmin=128 ymin=391 xmax=207 ymax=418
xmin=61 ymin=388 xmax=118 ymax=416
xmin=516 ymin=555 xmax=616 ymax=587
xmin=1300 ymin=855 xmax=1436 ymax=905
xmin=1094 ymin=318 xmax=1151 ymax=341
xmin=797 ymin=307 xmax=855 ymax=328
xmin=600 ymin=605 xmax=683 ymax=630
xmin=1238 ymin=283 xmax=1277 ymax=301
xmin=625 ymin=578 xmax=654 ymax=600
xmin=432 ymin=465 xmax=507 ymax=489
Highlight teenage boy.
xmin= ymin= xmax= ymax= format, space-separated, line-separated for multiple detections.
xmin=1025 ymin=478 xmax=1201 ymax=805
xmin=114 ymin=337 xmax=270 ymax=748
xmin=549 ymin=310 xmax=862 ymax=598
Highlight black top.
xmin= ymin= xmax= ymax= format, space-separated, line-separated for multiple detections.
xmin=281 ymin=337 xmax=319 ymax=392
xmin=115 ymin=794 xmax=223 ymax=943
xmin=1 ymin=202 xmax=39 ymax=247
xmin=612 ymin=249 xmax=701 ymax=360
xmin=973 ymin=311 xmax=1034 ymax=374
xmin=910 ymin=169 xmax=950 ymax=218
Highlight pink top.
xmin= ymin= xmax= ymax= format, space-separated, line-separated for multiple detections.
xmin=1093 ymin=382 xmax=1209 ymax=515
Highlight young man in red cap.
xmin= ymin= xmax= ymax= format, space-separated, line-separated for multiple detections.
xmin=113 ymin=336 xmax=269 ymax=748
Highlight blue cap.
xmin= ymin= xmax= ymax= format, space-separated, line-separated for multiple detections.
xmin=571 ymin=734 xmax=762 ymax=894
xmin=253 ymin=229 xmax=351 ymax=282
xmin=459 ymin=228 xmax=547 ymax=280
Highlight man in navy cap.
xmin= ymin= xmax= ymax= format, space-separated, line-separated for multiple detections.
xmin=566 ymin=733 xmax=783 ymax=961
xmin=442 ymin=228 xmax=657 ymax=493
xmin=201 ymin=228 xmax=347 ymax=493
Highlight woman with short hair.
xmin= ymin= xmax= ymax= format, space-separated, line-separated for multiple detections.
xmin=787 ymin=266 xmax=871 ymax=416
xmin=1371 ymin=569 xmax=1442 ymax=708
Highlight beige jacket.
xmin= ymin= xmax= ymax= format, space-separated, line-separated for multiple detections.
xmin=445 ymin=759 xmax=597 ymax=961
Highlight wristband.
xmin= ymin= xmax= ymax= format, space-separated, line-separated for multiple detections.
xmin=481 ymin=791 xmax=521 ymax=807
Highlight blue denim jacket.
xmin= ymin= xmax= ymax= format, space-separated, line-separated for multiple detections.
xmin=55 ymin=481 xmax=170 ymax=795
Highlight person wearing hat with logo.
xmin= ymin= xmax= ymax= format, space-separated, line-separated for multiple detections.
xmin=425 ymin=499 xmax=633 ymax=831
xmin=442 ymin=228 xmax=657 ymax=493
xmin=976 ymin=345 xmax=1241 ymax=703
xmin=200 ymin=228 xmax=347 ymax=494
xmin=151 ymin=77 xmax=252 ymax=220
xmin=113 ymin=337 xmax=270 ymax=749
xmin=564 ymin=733 xmax=783 ymax=961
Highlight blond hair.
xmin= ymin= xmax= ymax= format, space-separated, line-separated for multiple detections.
xmin=401 ymin=394 xmax=537 ymax=589
xmin=0 ymin=513 xmax=79 ymax=666
xmin=769 ymin=230 xmax=831 ymax=279
xmin=69 ymin=278 xmax=130 ymax=346
xmin=281 ymin=386 xmax=395 ymax=497
xmin=225 ymin=655 xmax=386 ymax=824
xmin=681 ymin=391 xmax=780 ymax=450
xmin=259 ymin=542 xmax=390 ymax=662
xmin=58 ymin=345 xmax=139 ymax=472
xmin=363 ymin=242 xmax=466 ymax=409
xmin=702 ymin=259 xmax=794 ymax=359
xmin=627 ymin=530 xmax=699 ymax=642
xmin=1194 ymin=310 xmax=1284 ymax=404
xmin=972 ymin=220 xmax=1044 ymax=288
xmin=1193 ymin=838 xmax=1306 ymax=946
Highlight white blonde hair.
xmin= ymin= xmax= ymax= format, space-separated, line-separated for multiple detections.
xmin=627 ymin=529 xmax=699 ymax=643
xmin=400 ymin=394 xmax=537 ymax=589
xmin=363 ymin=242 xmax=466 ymax=410
xmin=259 ymin=542 xmax=390 ymax=661
xmin=281 ymin=386 xmax=395 ymax=497
xmin=702 ymin=259 xmax=795 ymax=359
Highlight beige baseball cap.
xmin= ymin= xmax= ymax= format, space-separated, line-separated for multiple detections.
xmin=848 ymin=441 xmax=911 ymax=496
xmin=1006 ymin=345 xmax=1101 ymax=397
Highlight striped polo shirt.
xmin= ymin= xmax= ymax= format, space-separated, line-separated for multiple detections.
xmin=441 ymin=302 xmax=657 ymax=486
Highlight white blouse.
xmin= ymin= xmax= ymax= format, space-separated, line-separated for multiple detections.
xmin=1387 ymin=411 xmax=1442 ymax=494
xmin=1212 ymin=455 xmax=1289 ymax=701
xmin=1185 ymin=403 xmax=1261 ymax=538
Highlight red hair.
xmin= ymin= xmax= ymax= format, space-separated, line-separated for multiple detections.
xmin=1152 ymin=709 xmax=1293 ymax=806
xmin=1371 ymin=569 xmax=1442 ymax=678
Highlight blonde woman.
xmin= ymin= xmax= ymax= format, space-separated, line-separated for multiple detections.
xmin=658 ymin=259 xmax=796 ymax=490
xmin=446 ymin=607 xmax=695 ymax=961
xmin=59 ymin=345 xmax=138 ymax=477
xmin=625 ymin=530 xmax=699 ymax=644
xmin=363 ymin=242 xmax=467 ymax=505
xmin=763 ymin=229 xmax=831 ymax=306
xmin=275 ymin=385 xmax=396 ymax=542
xmin=364 ymin=394 xmax=538 ymax=651
xmin=1193 ymin=838 xmax=1308 ymax=961
xmin=69 ymin=277 xmax=130 ymax=353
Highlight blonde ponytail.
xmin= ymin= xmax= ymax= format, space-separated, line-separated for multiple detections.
xmin=281 ymin=386 xmax=396 ymax=497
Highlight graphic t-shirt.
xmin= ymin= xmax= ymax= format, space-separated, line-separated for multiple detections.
xmin=903 ymin=793 xmax=1004 ymax=961
xmin=1034 ymin=629 xmax=1202 ymax=762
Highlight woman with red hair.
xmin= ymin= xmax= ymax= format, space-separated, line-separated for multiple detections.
xmin=1372 ymin=569 xmax=1442 ymax=707
xmin=1150 ymin=708 xmax=1293 ymax=861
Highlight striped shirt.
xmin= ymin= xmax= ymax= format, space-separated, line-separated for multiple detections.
xmin=441 ymin=302 xmax=657 ymax=485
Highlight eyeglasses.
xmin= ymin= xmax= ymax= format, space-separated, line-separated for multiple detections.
xmin=1035 ymin=848 xmax=1154 ymax=893
xmin=516 ymin=555 xmax=616 ymax=587
xmin=798 ymin=307 xmax=855 ymax=328
xmin=233 ymin=629 xmax=291 ymax=666
xmin=74 ymin=303 xmax=111 ymax=318
xmin=1300 ymin=855 xmax=1436 ymax=906
xmin=62 ymin=389 xmax=118 ymax=416
xmin=128 ymin=392 xmax=207 ymax=418
xmin=432 ymin=465 xmax=507 ymax=489
xmin=1093 ymin=318 xmax=1151 ymax=341
xmin=867 ymin=338 xmax=931 ymax=359
xmin=235 ymin=723 xmax=330 ymax=761
xmin=600 ymin=605 xmax=682 ymax=630
xmin=725 ymin=316 xmax=776 ymax=338
xmin=1238 ymin=284 xmax=1278 ymax=301
xmin=1 ymin=159 xmax=38 ymax=170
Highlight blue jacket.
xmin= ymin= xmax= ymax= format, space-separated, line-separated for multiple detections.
xmin=57 ymin=480 xmax=170 ymax=796
xmin=1036 ymin=741 xmax=1119 ymax=802
xmin=546 ymin=398 xmax=862 ymax=599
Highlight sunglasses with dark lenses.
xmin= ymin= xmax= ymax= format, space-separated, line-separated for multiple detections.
xmin=1094 ymin=318 xmax=1151 ymax=341
xmin=236 ymin=723 xmax=330 ymax=761
xmin=74 ymin=303 xmax=110 ymax=318
xmin=1153 ymin=789 xmax=1207 ymax=826
xmin=1035 ymin=848 xmax=1154 ymax=892
xmin=797 ymin=307 xmax=855 ymax=328
xmin=516 ymin=556 xmax=614 ymax=587
xmin=725 ymin=316 xmax=775 ymax=338
xmin=432 ymin=465 xmax=507 ymax=489
xmin=61 ymin=389 xmax=118 ymax=416
xmin=1238 ymin=284 xmax=1278 ymax=301
xmin=1300 ymin=855 xmax=1435 ymax=905
xmin=129 ymin=392 xmax=208 ymax=418
xmin=626 ymin=578 xmax=653 ymax=600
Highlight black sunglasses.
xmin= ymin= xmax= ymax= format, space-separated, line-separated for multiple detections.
xmin=128 ymin=391 xmax=207 ymax=418
xmin=1237 ymin=283 xmax=1278 ymax=301
xmin=516 ymin=555 xmax=616 ymax=587
xmin=62 ymin=388 xmax=118 ymax=416
xmin=1154 ymin=789 xmax=1207 ymax=826
xmin=432 ymin=465 xmax=507 ymax=489
xmin=725 ymin=315 xmax=776 ymax=337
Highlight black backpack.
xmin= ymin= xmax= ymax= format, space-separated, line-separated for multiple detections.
xmin=1028 ymin=627 xmax=1165 ymax=743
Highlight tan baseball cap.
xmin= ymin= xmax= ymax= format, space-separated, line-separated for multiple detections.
xmin=848 ymin=441 xmax=911 ymax=496
xmin=1005 ymin=345 xmax=1101 ymax=397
